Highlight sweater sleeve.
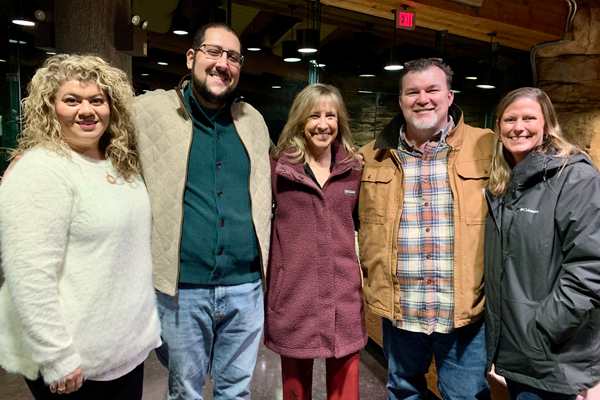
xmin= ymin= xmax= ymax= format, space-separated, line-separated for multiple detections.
xmin=0 ymin=157 xmax=81 ymax=383
xmin=535 ymin=162 xmax=600 ymax=345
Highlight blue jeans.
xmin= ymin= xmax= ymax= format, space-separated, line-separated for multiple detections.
xmin=155 ymin=279 xmax=264 ymax=400
xmin=506 ymin=379 xmax=577 ymax=400
xmin=382 ymin=318 xmax=491 ymax=400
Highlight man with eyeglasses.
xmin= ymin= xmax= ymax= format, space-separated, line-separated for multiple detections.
xmin=134 ymin=22 xmax=271 ymax=400
xmin=358 ymin=58 xmax=494 ymax=399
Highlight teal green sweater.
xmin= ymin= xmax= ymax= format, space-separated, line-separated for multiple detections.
xmin=179 ymin=87 xmax=260 ymax=285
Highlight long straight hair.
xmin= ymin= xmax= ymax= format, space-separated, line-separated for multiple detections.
xmin=488 ymin=87 xmax=585 ymax=195
xmin=272 ymin=83 xmax=355 ymax=164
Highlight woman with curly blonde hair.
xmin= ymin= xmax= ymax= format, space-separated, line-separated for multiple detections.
xmin=0 ymin=54 xmax=161 ymax=399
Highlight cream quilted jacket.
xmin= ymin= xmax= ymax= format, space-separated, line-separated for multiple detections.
xmin=133 ymin=80 xmax=272 ymax=298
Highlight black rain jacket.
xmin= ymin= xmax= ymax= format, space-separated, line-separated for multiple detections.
xmin=484 ymin=151 xmax=600 ymax=394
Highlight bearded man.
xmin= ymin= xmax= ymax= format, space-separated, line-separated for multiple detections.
xmin=134 ymin=23 xmax=272 ymax=400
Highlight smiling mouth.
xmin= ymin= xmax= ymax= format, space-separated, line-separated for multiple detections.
xmin=509 ymin=136 xmax=531 ymax=141
xmin=209 ymin=73 xmax=229 ymax=82
xmin=77 ymin=121 xmax=98 ymax=127
xmin=414 ymin=109 xmax=434 ymax=114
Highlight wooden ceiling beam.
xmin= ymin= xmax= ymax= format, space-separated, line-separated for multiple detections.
xmin=320 ymin=0 xmax=570 ymax=51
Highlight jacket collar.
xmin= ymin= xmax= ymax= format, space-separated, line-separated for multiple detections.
xmin=277 ymin=140 xmax=358 ymax=179
xmin=374 ymin=103 xmax=465 ymax=151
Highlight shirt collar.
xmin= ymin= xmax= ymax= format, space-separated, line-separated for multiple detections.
xmin=398 ymin=115 xmax=455 ymax=153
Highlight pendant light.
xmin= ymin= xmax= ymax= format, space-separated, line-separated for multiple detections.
xmin=172 ymin=16 xmax=190 ymax=36
xmin=12 ymin=0 xmax=35 ymax=26
xmin=477 ymin=33 xmax=497 ymax=90
xmin=384 ymin=10 xmax=403 ymax=71
xmin=283 ymin=5 xmax=301 ymax=62
xmin=297 ymin=0 xmax=319 ymax=53
xmin=246 ymin=19 xmax=261 ymax=52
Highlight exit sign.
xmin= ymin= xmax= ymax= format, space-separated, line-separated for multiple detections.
xmin=396 ymin=9 xmax=416 ymax=31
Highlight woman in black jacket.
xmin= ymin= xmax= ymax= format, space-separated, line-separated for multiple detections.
xmin=484 ymin=87 xmax=600 ymax=400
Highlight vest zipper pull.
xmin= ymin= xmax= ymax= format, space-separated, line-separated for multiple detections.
xmin=174 ymin=290 xmax=179 ymax=306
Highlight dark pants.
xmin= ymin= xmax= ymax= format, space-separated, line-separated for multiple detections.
xmin=25 ymin=362 xmax=144 ymax=400
xmin=382 ymin=317 xmax=491 ymax=400
xmin=506 ymin=379 xmax=577 ymax=400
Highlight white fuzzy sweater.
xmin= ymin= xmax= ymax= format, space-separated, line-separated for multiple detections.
xmin=0 ymin=146 xmax=161 ymax=384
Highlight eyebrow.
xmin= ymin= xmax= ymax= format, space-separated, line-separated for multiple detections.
xmin=61 ymin=92 xmax=106 ymax=98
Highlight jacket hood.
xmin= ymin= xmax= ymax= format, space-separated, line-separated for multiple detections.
xmin=509 ymin=152 xmax=593 ymax=192
xmin=374 ymin=103 xmax=466 ymax=150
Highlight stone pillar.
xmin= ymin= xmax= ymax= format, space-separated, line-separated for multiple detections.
xmin=54 ymin=0 xmax=132 ymax=76
xmin=536 ymin=0 xmax=600 ymax=163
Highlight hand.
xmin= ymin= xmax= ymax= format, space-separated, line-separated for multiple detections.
xmin=50 ymin=366 xmax=83 ymax=394
xmin=2 ymin=155 xmax=22 ymax=180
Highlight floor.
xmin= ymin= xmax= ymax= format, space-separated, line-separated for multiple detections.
xmin=0 ymin=339 xmax=389 ymax=400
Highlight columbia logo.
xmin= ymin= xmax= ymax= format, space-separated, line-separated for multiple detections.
xmin=345 ymin=190 xmax=356 ymax=195
xmin=518 ymin=208 xmax=539 ymax=214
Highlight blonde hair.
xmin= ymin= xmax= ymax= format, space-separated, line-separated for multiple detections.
xmin=488 ymin=87 xmax=585 ymax=195
xmin=272 ymin=83 xmax=355 ymax=164
xmin=12 ymin=54 xmax=141 ymax=181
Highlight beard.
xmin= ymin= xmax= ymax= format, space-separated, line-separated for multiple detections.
xmin=411 ymin=112 xmax=439 ymax=131
xmin=191 ymin=58 xmax=234 ymax=107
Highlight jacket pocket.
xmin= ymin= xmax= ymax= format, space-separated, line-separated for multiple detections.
xmin=359 ymin=166 xmax=395 ymax=225
xmin=455 ymin=159 xmax=490 ymax=225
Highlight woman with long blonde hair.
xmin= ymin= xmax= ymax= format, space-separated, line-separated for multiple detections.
xmin=264 ymin=83 xmax=366 ymax=400
xmin=0 ymin=54 xmax=161 ymax=399
xmin=484 ymin=87 xmax=600 ymax=400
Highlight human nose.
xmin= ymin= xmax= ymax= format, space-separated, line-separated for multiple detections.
xmin=514 ymin=119 xmax=524 ymax=131
xmin=214 ymin=52 xmax=229 ymax=69
xmin=316 ymin=116 xmax=328 ymax=130
xmin=78 ymin=100 xmax=93 ymax=115
xmin=416 ymin=91 xmax=429 ymax=104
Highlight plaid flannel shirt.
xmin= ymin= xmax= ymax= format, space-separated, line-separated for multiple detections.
xmin=395 ymin=117 xmax=455 ymax=334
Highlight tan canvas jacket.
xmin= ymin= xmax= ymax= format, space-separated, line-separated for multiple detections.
xmin=358 ymin=104 xmax=495 ymax=329
xmin=133 ymin=79 xmax=272 ymax=299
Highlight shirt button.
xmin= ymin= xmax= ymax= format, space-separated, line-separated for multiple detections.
xmin=220 ymin=220 xmax=225 ymax=227
xmin=218 ymin=191 xmax=223 ymax=197
xmin=425 ymin=254 xmax=431 ymax=259
xmin=280 ymin=167 xmax=285 ymax=172
xmin=424 ymin=202 xmax=429 ymax=207
xmin=216 ymin=133 xmax=221 ymax=140
xmin=426 ymin=279 xmax=432 ymax=284
xmin=217 ymin=248 xmax=224 ymax=255
xmin=425 ymin=228 xmax=431 ymax=233
xmin=216 ymin=162 xmax=222 ymax=169
xmin=299 ymin=175 xmax=304 ymax=179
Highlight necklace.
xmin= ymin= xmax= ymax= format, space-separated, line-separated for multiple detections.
xmin=106 ymin=172 xmax=117 ymax=184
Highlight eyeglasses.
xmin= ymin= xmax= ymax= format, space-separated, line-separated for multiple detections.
xmin=404 ymin=58 xmax=444 ymax=68
xmin=197 ymin=44 xmax=244 ymax=67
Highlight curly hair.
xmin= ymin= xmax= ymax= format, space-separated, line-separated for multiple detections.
xmin=488 ymin=87 xmax=587 ymax=195
xmin=272 ymin=83 xmax=356 ymax=165
xmin=11 ymin=54 xmax=141 ymax=181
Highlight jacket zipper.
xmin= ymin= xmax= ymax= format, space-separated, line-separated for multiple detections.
xmin=173 ymin=86 xmax=194 ymax=306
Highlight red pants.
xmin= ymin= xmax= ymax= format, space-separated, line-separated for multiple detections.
xmin=280 ymin=352 xmax=360 ymax=400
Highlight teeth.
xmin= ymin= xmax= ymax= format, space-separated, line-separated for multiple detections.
xmin=510 ymin=137 xmax=529 ymax=141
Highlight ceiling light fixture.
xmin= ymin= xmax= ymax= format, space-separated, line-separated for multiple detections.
xmin=384 ymin=10 xmax=404 ymax=71
xmin=283 ymin=5 xmax=301 ymax=62
xmin=246 ymin=19 xmax=261 ymax=51
xmin=477 ymin=32 xmax=497 ymax=90
xmin=172 ymin=16 xmax=189 ymax=36
xmin=297 ymin=0 xmax=320 ymax=53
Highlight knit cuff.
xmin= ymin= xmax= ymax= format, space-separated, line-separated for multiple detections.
xmin=38 ymin=346 xmax=82 ymax=384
